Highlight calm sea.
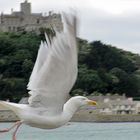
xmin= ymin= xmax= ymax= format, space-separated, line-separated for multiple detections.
xmin=0 ymin=122 xmax=140 ymax=140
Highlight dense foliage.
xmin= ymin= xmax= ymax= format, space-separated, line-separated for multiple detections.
xmin=73 ymin=40 xmax=140 ymax=98
xmin=0 ymin=32 xmax=140 ymax=102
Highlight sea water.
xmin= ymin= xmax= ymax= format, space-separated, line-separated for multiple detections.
xmin=0 ymin=122 xmax=140 ymax=140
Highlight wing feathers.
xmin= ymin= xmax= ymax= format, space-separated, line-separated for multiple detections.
xmin=27 ymin=13 xmax=78 ymax=115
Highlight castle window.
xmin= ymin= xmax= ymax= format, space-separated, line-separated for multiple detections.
xmin=17 ymin=27 xmax=21 ymax=31
xmin=13 ymin=26 xmax=16 ymax=31
xmin=8 ymin=26 xmax=11 ymax=31
xmin=37 ymin=19 xmax=40 ymax=24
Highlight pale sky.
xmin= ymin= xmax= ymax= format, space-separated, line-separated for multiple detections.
xmin=0 ymin=0 xmax=140 ymax=54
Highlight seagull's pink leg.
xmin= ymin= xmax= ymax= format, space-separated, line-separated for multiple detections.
xmin=0 ymin=121 xmax=21 ymax=133
xmin=12 ymin=121 xmax=22 ymax=140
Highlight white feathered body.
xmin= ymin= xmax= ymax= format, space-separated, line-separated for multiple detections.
xmin=1 ymin=102 xmax=68 ymax=129
xmin=0 ymin=96 xmax=83 ymax=129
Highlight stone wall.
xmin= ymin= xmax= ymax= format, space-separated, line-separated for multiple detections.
xmin=0 ymin=110 xmax=19 ymax=122
xmin=1 ymin=108 xmax=140 ymax=122
xmin=72 ymin=110 xmax=140 ymax=122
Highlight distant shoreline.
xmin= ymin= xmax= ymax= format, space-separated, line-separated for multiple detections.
xmin=72 ymin=111 xmax=140 ymax=122
xmin=1 ymin=109 xmax=140 ymax=123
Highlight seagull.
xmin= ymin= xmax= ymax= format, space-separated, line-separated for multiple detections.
xmin=0 ymin=13 xmax=97 ymax=140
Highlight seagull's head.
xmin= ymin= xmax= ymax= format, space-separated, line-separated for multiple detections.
xmin=64 ymin=96 xmax=97 ymax=120
xmin=70 ymin=96 xmax=97 ymax=107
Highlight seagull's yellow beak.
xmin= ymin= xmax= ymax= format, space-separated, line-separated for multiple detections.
xmin=87 ymin=100 xmax=97 ymax=105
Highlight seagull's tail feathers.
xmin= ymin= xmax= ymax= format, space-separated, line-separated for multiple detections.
xmin=0 ymin=101 xmax=22 ymax=114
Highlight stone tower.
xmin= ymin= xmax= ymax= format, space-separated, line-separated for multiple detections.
xmin=20 ymin=0 xmax=31 ymax=15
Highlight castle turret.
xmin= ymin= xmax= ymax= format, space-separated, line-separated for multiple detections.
xmin=20 ymin=0 xmax=31 ymax=15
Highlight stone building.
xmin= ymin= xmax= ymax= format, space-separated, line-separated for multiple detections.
xmin=0 ymin=0 xmax=63 ymax=33
xmin=87 ymin=95 xmax=140 ymax=115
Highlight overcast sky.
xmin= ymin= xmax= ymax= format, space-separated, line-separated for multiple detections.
xmin=0 ymin=0 xmax=140 ymax=54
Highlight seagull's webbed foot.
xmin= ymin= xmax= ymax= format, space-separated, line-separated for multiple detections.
xmin=0 ymin=121 xmax=22 ymax=140
xmin=0 ymin=121 xmax=21 ymax=133
xmin=0 ymin=128 xmax=9 ymax=132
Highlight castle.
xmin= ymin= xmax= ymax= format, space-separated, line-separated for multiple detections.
xmin=0 ymin=0 xmax=63 ymax=33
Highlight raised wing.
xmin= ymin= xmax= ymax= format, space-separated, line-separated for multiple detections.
xmin=27 ymin=13 xmax=78 ymax=115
